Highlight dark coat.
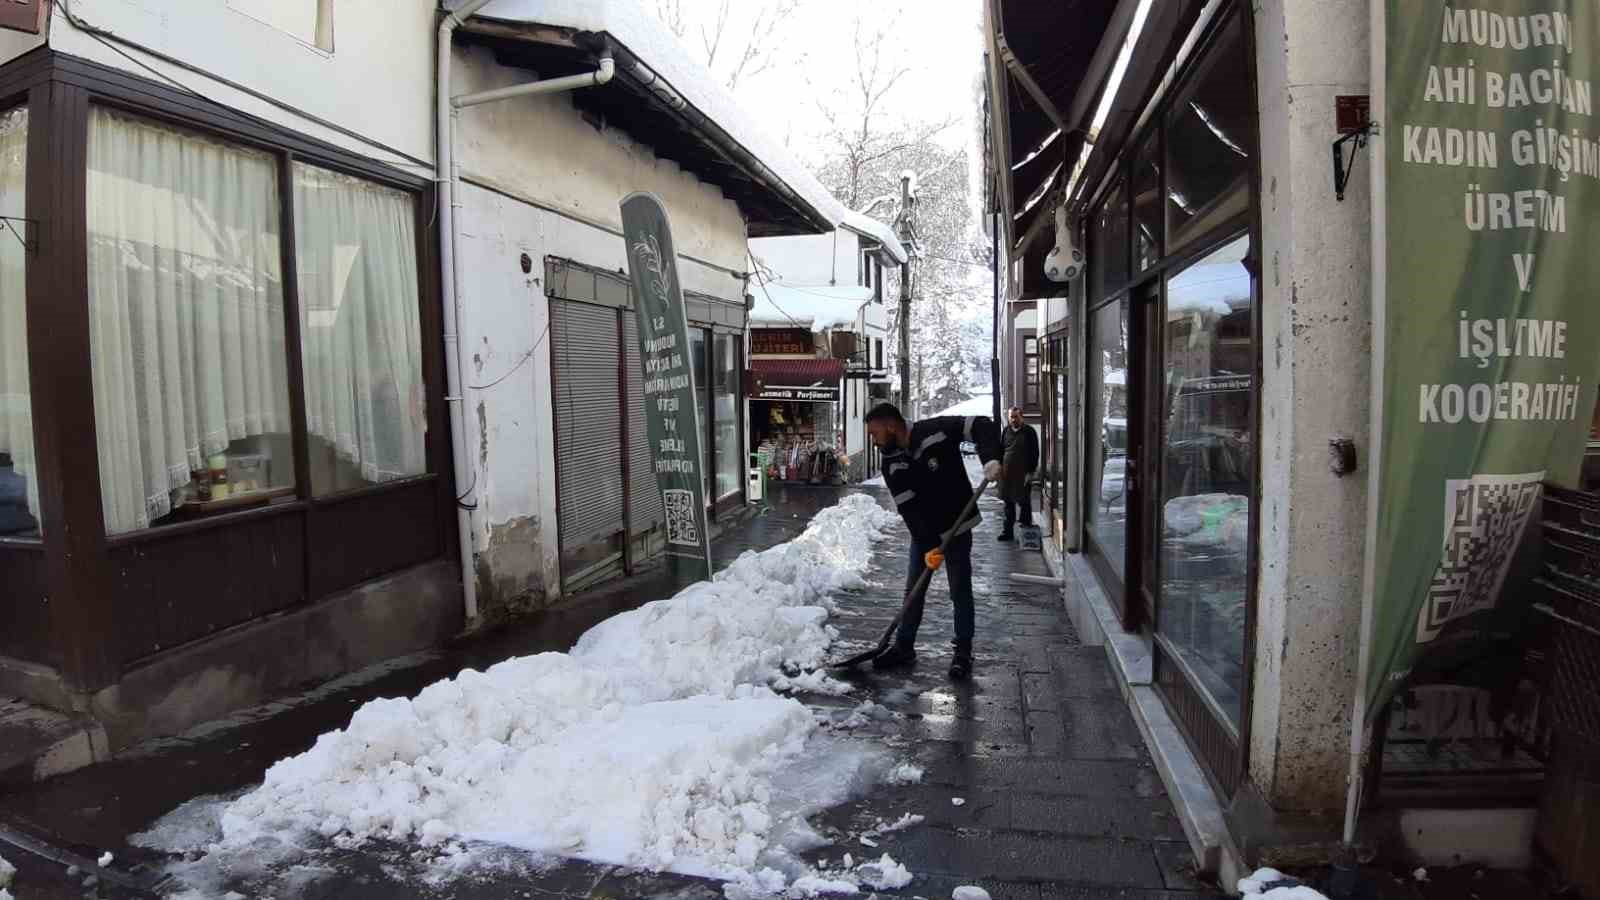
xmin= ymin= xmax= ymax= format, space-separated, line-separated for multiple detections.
xmin=999 ymin=423 xmax=1039 ymax=503
xmin=882 ymin=415 xmax=1002 ymax=543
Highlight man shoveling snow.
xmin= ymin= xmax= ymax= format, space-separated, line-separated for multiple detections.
xmin=864 ymin=403 xmax=1003 ymax=680
xmin=144 ymin=494 xmax=919 ymax=896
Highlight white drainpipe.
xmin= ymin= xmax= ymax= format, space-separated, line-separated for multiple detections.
xmin=437 ymin=2 xmax=614 ymax=622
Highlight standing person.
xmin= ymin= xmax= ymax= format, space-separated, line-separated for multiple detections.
xmin=998 ymin=406 xmax=1040 ymax=542
xmin=865 ymin=402 xmax=1003 ymax=680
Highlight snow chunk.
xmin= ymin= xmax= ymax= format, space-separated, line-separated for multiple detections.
xmin=98 ymin=851 xmax=113 ymax=868
xmin=950 ymin=797 xmax=966 ymax=807
xmin=953 ymin=887 xmax=992 ymax=900
xmin=0 ymin=853 xmax=13 ymax=888
xmin=886 ymin=763 xmax=924 ymax=785
xmin=1238 ymin=867 xmax=1329 ymax=899
xmin=773 ymin=668 xmax=854 ymax=697
xmin=857 ymin=853 xmax=913 ymax=890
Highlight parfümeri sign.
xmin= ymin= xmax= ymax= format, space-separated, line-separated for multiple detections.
xmin=621 ymin=192 xmax=713 ymax=580
xmin=1369 ymin=2 xmax=1600 ymax=719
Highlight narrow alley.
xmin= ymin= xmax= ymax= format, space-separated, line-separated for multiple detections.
xmin=0 ymin=481 xmax=1221 ymax=900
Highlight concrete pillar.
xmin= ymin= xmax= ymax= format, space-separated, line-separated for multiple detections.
xmin=1248 ymin=0 xmax=1373 ymax=813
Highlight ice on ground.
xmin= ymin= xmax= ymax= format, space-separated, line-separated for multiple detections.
xmin=886 ymin=763 xmax=924 ymax=785
xmin=1238 ymin=867 xmax=1329 ymax=899
xmin=146 ymin=495 xmax=907 ymax=895
xmin=856 ymin=854 xmax=912 ymax=889
xmin=869 ymin=813 xmax=923 ymax=836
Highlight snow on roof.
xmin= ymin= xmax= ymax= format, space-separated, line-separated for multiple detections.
xmin=453 ymin=0 xmax=849 ymax=233
xmin=750 ymin=282 xmax=872 ymax=333
xmin=932 ymin=394 xmax=995 ymax=418
xmin=839 ymin=210 xmax=908 ymax=265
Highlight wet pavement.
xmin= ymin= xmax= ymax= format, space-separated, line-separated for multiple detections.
xmin=0 ymin=479 xmax=1226 ymax=899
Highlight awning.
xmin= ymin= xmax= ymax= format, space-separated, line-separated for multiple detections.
xmin=747 ymin=358 xmax=844 ymax=403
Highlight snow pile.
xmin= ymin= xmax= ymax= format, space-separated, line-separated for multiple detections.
xmin=952 ymin=887 xmax=992 ymax=900
xmin=1238 ymin=867 xmax=1329 ymax=899
xmin=886 ymin=763 xmax=924 ymax=785
xmin=165 ymin=494 xmax=909 ymax=893
xmin=0 ymin=852 xmax=14 ymax=900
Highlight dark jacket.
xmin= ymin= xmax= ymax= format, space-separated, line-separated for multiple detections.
xmin=882 ymin=415 xmax=1002 ymax=542
xmin=1000 ymin=423 xmax=1040 ymax=503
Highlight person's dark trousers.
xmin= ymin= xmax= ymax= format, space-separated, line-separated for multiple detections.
xmin=1003 ymin=490 xmax=1034 ymax=534
xmin=896 ymin=531 xmax=975 ymax=653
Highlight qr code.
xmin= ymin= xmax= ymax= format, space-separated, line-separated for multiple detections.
xmin=663 ymin=488 xmax=699 ymax=547
xmin=1416 ymin=472 xmax=1544 ymax=643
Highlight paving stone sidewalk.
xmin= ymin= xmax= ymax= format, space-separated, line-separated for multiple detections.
xmin=0 ymin=481 xmax=1226 ymax=900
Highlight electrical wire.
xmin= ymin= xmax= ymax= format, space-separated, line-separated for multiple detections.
xmin=467 ymin=319 xmax=552 ymax=390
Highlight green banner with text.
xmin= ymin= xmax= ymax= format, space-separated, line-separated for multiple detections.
xmin=1371 ymin=2 xmax=1600 ymax=719
xmin=621 ymin=192 xmax=713 ymax=581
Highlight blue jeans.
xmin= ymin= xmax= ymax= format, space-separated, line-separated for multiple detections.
xmin=898 ymin=531 xmax=975 ymax=653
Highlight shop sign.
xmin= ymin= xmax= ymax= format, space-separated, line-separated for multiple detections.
xmin=621 ymin=192 xmax=712 ymax=580
xmin=751 ymin=328 xmax=814 ymax=356
xmin=0 ymin=0 xmax=46 ymax=34
xmin=1366 ymin=2 xmax=1600 ymax=721
xmin=753 ymin=386 xmax=839 ymax=403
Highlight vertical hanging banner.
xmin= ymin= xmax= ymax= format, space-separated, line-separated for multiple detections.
xmin=621 ymin=192 xmax=713 ymax=581
xmin=1369 ymin=2 xmax=1600 ymax=720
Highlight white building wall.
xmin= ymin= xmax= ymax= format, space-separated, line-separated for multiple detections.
xmin=1249 ymin=0 xmax=1372 ymax=813
xmin=753 ymin=229 xmax=863 ymax=287
xmin=42 ymin=0 xmax=437 ymax=168
xmin=451 ymin=45 xmax=753 ymax=607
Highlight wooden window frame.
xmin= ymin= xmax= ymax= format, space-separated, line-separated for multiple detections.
xmin=0 ymin=50 xmax=452 ymax=687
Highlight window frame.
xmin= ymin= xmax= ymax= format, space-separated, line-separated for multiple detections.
xmin=1075 ymin=0 xmax=1263 ymax=798
xmin=0 ymin=98 xmax=36 ymax=543
xmin=78 ymin=95 xmax=440 ymax=545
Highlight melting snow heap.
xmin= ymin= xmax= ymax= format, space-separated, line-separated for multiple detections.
xmin=207 ymin=494 xmax=905 ymax=894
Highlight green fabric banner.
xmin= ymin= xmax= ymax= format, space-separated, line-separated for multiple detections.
xmin=1370 ymin=2 xmax=1600 ymax=719
xmin=621 ymin=192 xmax=713 ymax=581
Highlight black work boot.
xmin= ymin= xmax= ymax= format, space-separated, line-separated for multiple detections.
xmin=949 ymin=646 xmax=973 ymax=681
xmin=872 ymin=643 xmax=917 ymax=671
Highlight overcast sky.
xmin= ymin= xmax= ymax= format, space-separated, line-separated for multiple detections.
xmin=657 ymin=0 xmax=984 ymax=169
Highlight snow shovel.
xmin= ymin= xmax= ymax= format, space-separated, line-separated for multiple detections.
xmin=829 ymin=478 xmax=992 ymax=669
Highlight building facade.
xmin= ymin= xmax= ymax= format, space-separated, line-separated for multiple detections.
xmin=0 ymin=0 xmax=840 ymax=765
xmin=985 ymin=0 xmax=1583 ymax=881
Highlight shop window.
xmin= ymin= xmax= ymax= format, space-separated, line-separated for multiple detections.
xmin=1090 ymin=175 xmax=1130 ymax=300
xmin=1086 ymin=300 xmax=1129 ymax=580
xmin=1157 ymin=233 xmax=1253 ymax=727
xmin=87 ymin=109 xmax=295 ymax=535
xmin=294 ymin=162 xmax=426 ymax=496
xmin=229 ymin=0 xmax=334 ymax=51
xmin=691 ymin=327 xmax=710 ymax=500
xmin=713 ymin=333 xmax=741 ymax=501
xmin=1024 ymin=336 xmax=1039 ymax=408
xmin=1133 ymin=130 xmax=1162 ymax=271
xmin=1165 ymin=13 xmax=1252 ymax=252
xmin=0 ymin=105 xmax=35 ymax=536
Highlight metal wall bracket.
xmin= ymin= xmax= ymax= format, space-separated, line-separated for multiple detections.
xmin=1332 ymin=122 xmax=1377 ymax=202
xmin=0 ymin=216 xmax=37 ymax=254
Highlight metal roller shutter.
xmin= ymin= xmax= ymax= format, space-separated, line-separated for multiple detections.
xmin=623 ymin=311 xmax=665 ymax=535
xmin=550 ymin=299 xmax=625 ymax=582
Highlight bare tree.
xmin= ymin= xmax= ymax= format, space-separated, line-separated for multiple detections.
xmin=651 ymin=0 xmax=799 ymax=92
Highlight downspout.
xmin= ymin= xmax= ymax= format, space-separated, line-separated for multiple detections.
xmin=437 ymin=2 xmax=613 ymax=622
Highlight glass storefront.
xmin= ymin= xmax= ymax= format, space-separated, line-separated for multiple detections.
xmin=1079 ymin=2 xmax=1258 ymax=790
xmin=1157 ymin=235 xmax=1254 ymax=727
xmin=713 ymin=333 xmax=741 ymax=501
xmin=1086 ymin=299 xmax=1130 ymax=583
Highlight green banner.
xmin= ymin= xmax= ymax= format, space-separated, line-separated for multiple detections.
xmin=621 ymin=192 xmax=713 ymax=581
xmin=1371 ymin=2 xmax=1600 ymax=718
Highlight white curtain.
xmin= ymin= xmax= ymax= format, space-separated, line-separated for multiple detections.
xmin=0 ymin=106 xmax=36 ymax=526
xmin=293 ymin=162 xmax=424 ymax=490
xmin=87 ymin=108 xmax=290 ymax=534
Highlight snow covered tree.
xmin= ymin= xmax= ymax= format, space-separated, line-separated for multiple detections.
xmin=651 ymin=0 xmax=800 ymax=92
xmin=802 ymin=8 xmax=992 ymax=418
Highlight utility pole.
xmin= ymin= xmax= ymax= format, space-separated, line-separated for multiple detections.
xmin=897 ymin=172 xmax=915 ymax=415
